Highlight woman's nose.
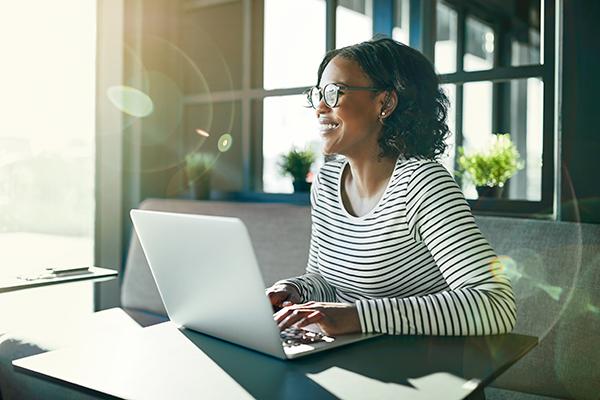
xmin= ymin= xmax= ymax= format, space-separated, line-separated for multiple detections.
xmin=314 ymin=97 xmax=331 ymax=117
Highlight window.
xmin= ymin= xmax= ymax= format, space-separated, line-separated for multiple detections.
xmin=336 ymin=0 xmax=373 ymax=48
xmin=393 ymin=0 xmax=410 ymax=44
xmin=262 ymin=0 xmax=326 ymax=193
xmin=263 ymin=0 xmax=326 ymax=90
xmin=432 ymin=0 xmax=552 ymax=215
xmin=260 ymin=0 xmax=408 ymax=195
xmin=435 ymin=2 xmax=458 ymax=73
xmin=176 ymin=1 xmax=413 ymax=197
xmin=0 ymin=0 xmax=96 ymax=327
xmin=178 ymin=0 xmax=550 ymax=214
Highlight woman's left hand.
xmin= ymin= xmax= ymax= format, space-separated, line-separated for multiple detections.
xmin=274 ymin=301 xmax=361 ymax=336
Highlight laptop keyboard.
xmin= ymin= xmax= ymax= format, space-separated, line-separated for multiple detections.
xmin=280 ymin=327 xmax=334 ymax=347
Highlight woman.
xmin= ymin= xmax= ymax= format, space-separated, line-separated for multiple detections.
xmin=267 ymin=37 xmax=516 ymax=336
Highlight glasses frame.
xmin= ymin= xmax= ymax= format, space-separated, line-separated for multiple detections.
xmin=304 ymin=83 xmax=385 ymax=109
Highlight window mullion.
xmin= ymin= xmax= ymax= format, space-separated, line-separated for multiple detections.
xmin=373 ymin=0 xmax=394 ymax=36
xmin=453 ymin=5 xmax=465 ymax=174
xmin=326 ymin=0 xmax=337 ymax=50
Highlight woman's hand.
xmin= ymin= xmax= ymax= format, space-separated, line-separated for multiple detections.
xmin=265 ymin=283 xmax=301 ymax=311
xmin=274 ymin=302 xmax=361 ymax=336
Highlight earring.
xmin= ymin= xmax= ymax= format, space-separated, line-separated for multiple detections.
xmin=379 ymin=111 xmax=386 ymax=123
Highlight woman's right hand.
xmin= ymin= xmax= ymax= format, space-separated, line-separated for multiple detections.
xmin=265 ymin=283 xmax=301 ymax=311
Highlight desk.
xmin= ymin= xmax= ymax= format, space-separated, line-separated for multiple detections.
xmin=0 ymin=267 xmax=118 ymax=294
xmin=12 ymin=311 xmax=537 ymax=400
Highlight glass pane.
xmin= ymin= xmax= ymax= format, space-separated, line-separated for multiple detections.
xmin=392 ymin=0 xmax=410 ymax=44
xmin=440 ymin=84 xmax=457 ymax=173
xmin=461 ymin=81 xmax=493 ymax=199
xmin=262 ymin=96 xmax=324 ymax=193
xmin=511 ymin=0 xmax=542 ymax=66
xmin=464 ymin=16 xmax=494 ymax=71
xmin=336 ymin=0 xmax=373 ymax=48
xmin=183 ymin=101 xmax=243 ymax=194
xmin=0 ymin=0 xmax=95 ymax=329
xmin=504 ymin=78 xmax=544 ymax=201
xmin=460 ymin=79 xmax=543 ymax=201
xmin=181 ymin=1 xmax=244 ymax=92
xmin=435 ymin=1 xmax=458 ymax=74
xmin=264 ymin=0 xmax=326 ymax=89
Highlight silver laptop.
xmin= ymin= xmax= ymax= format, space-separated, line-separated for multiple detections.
xmin=130 ymin=209 xmax=380 ymax=359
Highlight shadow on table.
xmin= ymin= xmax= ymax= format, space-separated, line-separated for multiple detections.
xmin=180 ymin=328 xmax=536 ymax=400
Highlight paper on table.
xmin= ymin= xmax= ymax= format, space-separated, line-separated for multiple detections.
xmin=14 ymin=322 xmax=254 ymax=400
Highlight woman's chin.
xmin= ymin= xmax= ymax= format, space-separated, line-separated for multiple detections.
xmin=321 ymin=144 xmax=338 ymax=156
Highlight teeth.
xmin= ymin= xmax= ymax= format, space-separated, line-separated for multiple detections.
xmin=321 ymin=123 xmax=339 ymax=129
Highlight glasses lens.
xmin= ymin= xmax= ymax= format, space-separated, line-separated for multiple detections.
xmin=323 ymin=84 xmax=338 ymax=107
xmin=309 ymin=87 xmax=321 ymax=109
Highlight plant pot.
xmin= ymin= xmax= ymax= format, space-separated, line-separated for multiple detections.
xmin=476 ymin=185 xmax=503 ymax=199
xmin=292 ymin=179 xmax=311 ymax=193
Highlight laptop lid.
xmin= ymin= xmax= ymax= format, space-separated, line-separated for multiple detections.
xmin=130 ymin=209 xmax=287 ymax=359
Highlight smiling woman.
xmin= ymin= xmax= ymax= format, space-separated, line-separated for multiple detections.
xmin=267 ymin=38 xmax=516 ymax=337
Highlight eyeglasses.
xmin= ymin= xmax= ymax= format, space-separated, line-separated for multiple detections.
xmin=304 ymin=83 xmax=384 ymax=109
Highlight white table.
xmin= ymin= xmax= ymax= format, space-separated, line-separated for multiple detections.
xmin=0 ymin=267 xmax=117 ymax=294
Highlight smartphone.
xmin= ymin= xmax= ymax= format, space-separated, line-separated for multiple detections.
xmin=46 ymin=266 xmax=90 ymax=276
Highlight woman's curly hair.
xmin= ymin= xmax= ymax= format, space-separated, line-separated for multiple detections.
xmin=317 ymin=37 xmax=450 ymax=160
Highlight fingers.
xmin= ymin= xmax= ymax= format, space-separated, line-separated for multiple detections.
xmin=265 ymin=286 xmax=289 ymax=307
xmin=277 ymin=309 xmax=310 ymax=330
xmin=265 ymin=284 xmax=301 ymax=308
xmin=296 ymin=310 xmax=324 ymax=328
xmin=267 ymin=291 xmax=287 ymax=306
xmin=275 ymin=304 xmax=324 ymax=330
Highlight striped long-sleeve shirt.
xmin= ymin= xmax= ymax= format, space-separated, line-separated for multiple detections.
xmin=280 ymin=157 xmax=516 ymax=336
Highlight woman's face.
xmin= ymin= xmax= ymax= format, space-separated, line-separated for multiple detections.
xmin=316 ymin=56 xmax=388 ymax=158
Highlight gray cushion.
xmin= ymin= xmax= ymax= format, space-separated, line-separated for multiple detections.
xmin=475 ymin=216 xmax=600 ymax=400
xmin=120 ymin=199 xmax=311 ymax=315
xmin=485 ymin=387 xmax=561 ymax=400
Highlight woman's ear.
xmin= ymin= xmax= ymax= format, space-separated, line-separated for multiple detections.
xmin=379 ymin=90 xmax=398 ymax=118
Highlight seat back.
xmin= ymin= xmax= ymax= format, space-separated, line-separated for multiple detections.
xmin=475 ymin=216 xmax=600 ymax=399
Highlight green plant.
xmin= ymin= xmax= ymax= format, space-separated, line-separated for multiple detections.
xmin=279 ymin=147 xmax=315 ymax=182
xmin=457 ymin=134 xmax=524 ymax=187
xmin=184 ymin=152 xmax=215 ymax=185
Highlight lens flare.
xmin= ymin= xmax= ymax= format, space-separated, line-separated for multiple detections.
xmin=534 ymin=283 xmax=563 ymax=301
xmin=490 ymin=255 xmax=521 ymax=281
xmin=586 ymin=303 xmax=600 ymax=315
xmin=195 ymin=128 xmax=210 ymax=137
xmin=106 ymin=85 xmax=153 ymax=117
xmin=218 ymin=133 xmax=233 ymax=152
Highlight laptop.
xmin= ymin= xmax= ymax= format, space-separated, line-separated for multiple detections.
xmin=130 ymin=209 xmax=381 ymax=360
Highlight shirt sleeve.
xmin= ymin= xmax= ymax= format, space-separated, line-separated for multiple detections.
xmin=355 ymin=161 xmax=517 ymax=335
xmin=275 ymin=172 xmax=338 ymax=302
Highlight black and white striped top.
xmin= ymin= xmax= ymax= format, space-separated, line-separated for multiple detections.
xmin=281 ymin=157 xmax=516 ymax=335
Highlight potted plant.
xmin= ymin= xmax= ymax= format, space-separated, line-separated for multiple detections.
xmin=457 ymin=134 xmax=524 ymax=198
xmin=279 ymin=147 xmax=316 ymax=192
xmin=184 ymin=152 xmax=215 ymax=199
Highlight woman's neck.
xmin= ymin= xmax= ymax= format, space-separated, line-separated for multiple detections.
xmin=343 ymin=154 xmax=396 ymax=199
